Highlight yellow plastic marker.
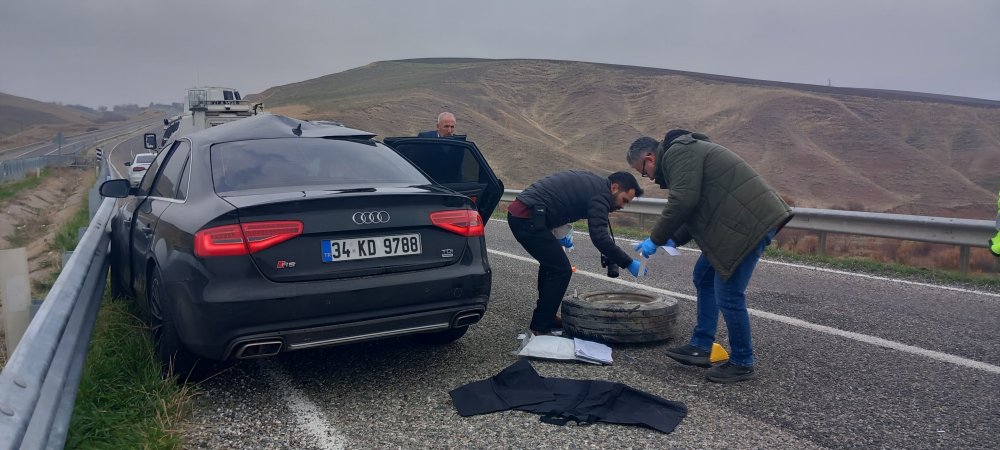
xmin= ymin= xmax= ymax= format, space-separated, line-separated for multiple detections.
xmin=710 ymin=342 xmax=729 ymax=363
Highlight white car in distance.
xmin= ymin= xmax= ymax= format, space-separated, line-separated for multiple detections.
xmin=127 ymin=152 xmax=157 ymax=187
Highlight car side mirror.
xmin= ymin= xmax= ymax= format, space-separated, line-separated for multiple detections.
xmin=124 ymin=162 xmax=131 ymax=166
xmin=100 ymin=179 xmax=132 ymax=198
xmin=143 ymin=133 xmax=157 ymax=150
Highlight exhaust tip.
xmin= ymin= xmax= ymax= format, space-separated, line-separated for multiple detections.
xmin=235 ymin=339 xmax=284 ymax=359
xmin=454 ymin=312 xmax=482 ymax=328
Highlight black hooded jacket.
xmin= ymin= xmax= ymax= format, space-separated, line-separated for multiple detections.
xmin=514 ymin=170 xmax=632 ymax=267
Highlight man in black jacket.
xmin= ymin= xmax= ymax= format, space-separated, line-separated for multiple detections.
xmin=508 ymin=171 xmax=646 ymax=335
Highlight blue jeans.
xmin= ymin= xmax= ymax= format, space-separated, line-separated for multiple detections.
xmin=689 ymin=229 xmax=775 ymax=366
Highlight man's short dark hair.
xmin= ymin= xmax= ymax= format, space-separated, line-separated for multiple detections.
xmin=626 ymin=136 xmax=659 ymax=165
xmin=608 ymin=171 xmax=643 ymax=197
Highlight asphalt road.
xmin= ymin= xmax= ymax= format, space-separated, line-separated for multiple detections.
xmin=180 ymin=219 xmax=1000 ymax=449
xmin=106 ymin=128 xmax=158 ymax=178
xmin=0 ymin=118 xmax=160 ymax=162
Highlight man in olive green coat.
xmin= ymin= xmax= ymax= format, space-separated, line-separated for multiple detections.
xmin=626 ymin=130 xmax=792 ymax=383
xmin=991 ymin=190 xmax=1000 ymax=257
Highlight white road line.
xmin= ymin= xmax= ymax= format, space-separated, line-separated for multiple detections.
xmin=602 ymin=230 xmax=1000 ymax=299
xmin=15 ymin=146 xmax=41 ymax=158
xmin=107 ymin=136 xmax=132 ymax=179
xmin=488 ymin=248 xmax=1000 ymax=375
xmin=755 ymin=258 xmax=1000 ymax=299
xmin=260 ymin=360 xmax=346 ymax=450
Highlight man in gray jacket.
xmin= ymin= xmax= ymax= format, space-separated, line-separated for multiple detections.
xmin=627 ymin=130 xmax=792 ymax=383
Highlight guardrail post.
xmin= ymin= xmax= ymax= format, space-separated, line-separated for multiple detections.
xmin=959 ymin=246 xmax=969 ymax=274
xmin=817 ymin=231 xmax=826 ymax=256
xmin=0 ymin=248 xmax=31 ymax=354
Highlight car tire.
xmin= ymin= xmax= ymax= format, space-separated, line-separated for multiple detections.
xmin=109 ymin=247 xmax=128 ymax=299
xmin=561 ymin=290 xmax=679 ymax=344
xmin=417 ymin=326 xmax=469 ymax=345
xmin=149 ymin=268 xmax=207 ymax=382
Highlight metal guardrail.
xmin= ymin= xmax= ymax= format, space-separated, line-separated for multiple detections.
xmin=501 ymin=189 xmax=995 ymax=273
xmin=0 ymin=196 xmax=113 ymax=449
xmin=0 ymin=147 xmax=116 ymax=449
xmin=0 ymin=117 xmax=195 ymax=449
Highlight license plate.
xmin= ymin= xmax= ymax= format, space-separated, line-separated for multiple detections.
xmin=321 ymin=234 xmax=421 ymax=262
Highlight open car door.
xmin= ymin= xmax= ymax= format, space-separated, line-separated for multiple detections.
xmin=383 ymin=136 xmax=504 ymax=221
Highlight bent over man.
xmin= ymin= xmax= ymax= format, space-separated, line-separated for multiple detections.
xmin=508 ymin=171 xmax=645 ymax=335
xmin=627 ymin=130 xmax=792 ymax=383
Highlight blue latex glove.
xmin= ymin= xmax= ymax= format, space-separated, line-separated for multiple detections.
xmin=559 ymin=235 xmax=574 ymax=249
xmin=627 ymin=259 xmax=648 ymax=277
xmin=634 ymin=238 xmax=658 ymax=258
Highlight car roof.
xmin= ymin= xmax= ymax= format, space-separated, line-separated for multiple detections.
xmin=185 ymin=114 xmax=377 ymax=148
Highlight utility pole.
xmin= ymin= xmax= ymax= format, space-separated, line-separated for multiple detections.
xmin=54 ymin=131 xmax=64 ymax=155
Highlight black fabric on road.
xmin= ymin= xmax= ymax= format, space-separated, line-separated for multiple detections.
xmin=449 ymin=359 xmax=688 ymax=434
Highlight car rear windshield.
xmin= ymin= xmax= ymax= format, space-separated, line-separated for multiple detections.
xmin=211 ymin=138 xmax=430 ymax=193
xmin=135 ymin=154 xmax=156 ymax=164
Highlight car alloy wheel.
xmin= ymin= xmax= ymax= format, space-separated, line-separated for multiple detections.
xmin=148 ymin=274 xmax=164 ymax=349
xmin=148 ymin=269 xmax=205 ymax=381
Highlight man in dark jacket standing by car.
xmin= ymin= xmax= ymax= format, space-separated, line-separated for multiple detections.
xmin=508 ymin=171 xmax=647 ymax=335
xmin=417 ymin=112 xmax=457 ymax=137
xmin=626 ymin=130 xmax=792 ymax=383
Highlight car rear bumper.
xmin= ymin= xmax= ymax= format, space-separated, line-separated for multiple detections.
xmin=226 ymin=301 xmax=486 ymax=359
xmin=163 ymin=268 xmax=491 ymax=360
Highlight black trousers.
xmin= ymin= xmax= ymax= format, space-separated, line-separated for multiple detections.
xmin=508 ymin=215 xmax=572 ymax=333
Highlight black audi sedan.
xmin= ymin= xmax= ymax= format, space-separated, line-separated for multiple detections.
xmin=100 ymin=114 xmax=503 ymax=378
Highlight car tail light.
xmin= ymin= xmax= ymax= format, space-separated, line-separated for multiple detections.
xmin=132 ymin=166 xmax=146 ymax=172
xmin=194 ymin=221 xmax=303 ymax=257
xmin=242 ymin=221 xmax=304 ymax=253
xmin=430 ymin=210 xmax=483 ymax=237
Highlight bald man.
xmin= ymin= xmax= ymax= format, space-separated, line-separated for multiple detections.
xmin=418 ymin=112 xmax=457 ymax=138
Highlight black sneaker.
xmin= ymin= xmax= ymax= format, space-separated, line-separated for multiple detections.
xmin=664 ymin=344 xmax=712 ymax=368
xmin=705 ymin=362 xmax=755 ymax=383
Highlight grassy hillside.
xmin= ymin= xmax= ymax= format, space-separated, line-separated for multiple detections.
xmin=255 ymin=58 xmax=1000 ymax=218
xmin=0 ymin=92 xmax=103 ymax=136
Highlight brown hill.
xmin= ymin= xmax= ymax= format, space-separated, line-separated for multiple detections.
xmin=0 ymin=92 xmax=103 ymax=133
xmin=254 ymin=58 xmax=1000 ymax=219
xmin=0 ymin=92 xmax=139 ymax=150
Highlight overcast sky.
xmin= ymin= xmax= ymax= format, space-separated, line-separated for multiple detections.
xmin=1 ymin=0 xmax=998 ymax=107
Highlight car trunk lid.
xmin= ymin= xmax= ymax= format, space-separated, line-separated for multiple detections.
xmin=221 ymin=187 xmax=479 ymax=282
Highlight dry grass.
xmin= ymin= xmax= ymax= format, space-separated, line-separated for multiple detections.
xmin=772 ymin=229 xmax=998 ymax=275
xmin=0 ymin=166 xmax=95 ymax=366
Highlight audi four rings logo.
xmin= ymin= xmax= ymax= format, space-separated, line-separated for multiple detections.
xmin=352 ymin=211 xmax=390 ymax=224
